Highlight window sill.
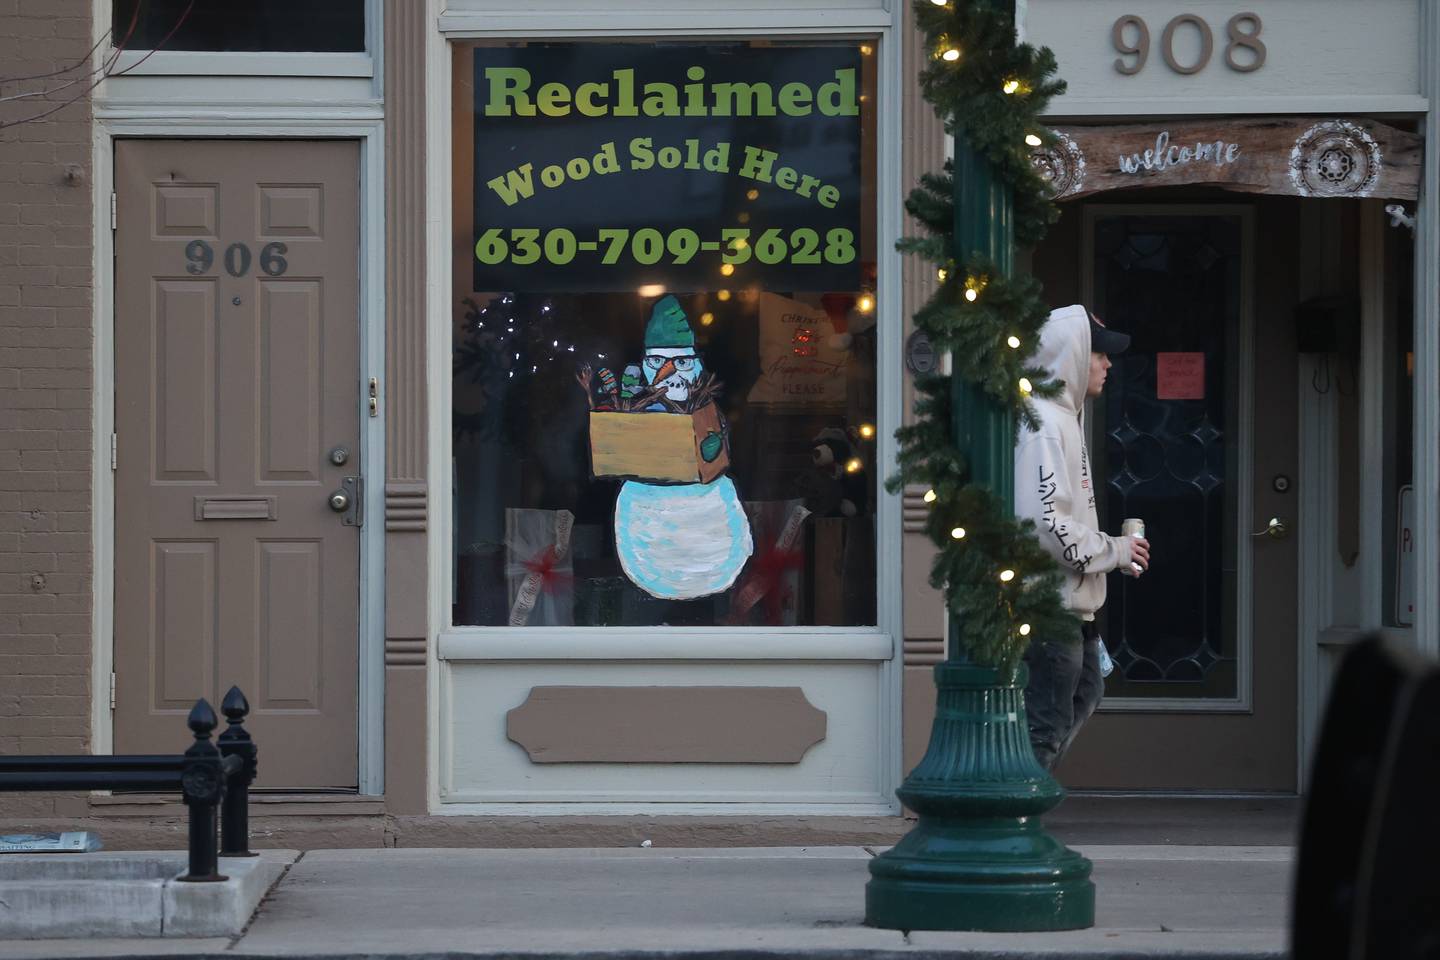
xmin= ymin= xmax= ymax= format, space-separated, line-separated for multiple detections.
xmin=437 ymin=627 xmax=894 ymax=661
xmin=107 ymin=50 xmax=374 ymax=78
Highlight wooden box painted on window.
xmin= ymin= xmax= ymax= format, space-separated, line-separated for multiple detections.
xmin=589 ymin=402 xmax=729 ymax=484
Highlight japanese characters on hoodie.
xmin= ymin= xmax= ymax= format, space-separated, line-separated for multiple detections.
xmin=1014 ymin=304 xmax=1134 ymax=621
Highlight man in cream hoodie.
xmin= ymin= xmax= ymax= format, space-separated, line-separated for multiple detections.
xmin=1015 ymin=304 xmax=1152 ymax=771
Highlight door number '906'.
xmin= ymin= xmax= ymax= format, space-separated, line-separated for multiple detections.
xmin=184 ymin=240 xmax=289 ymax=278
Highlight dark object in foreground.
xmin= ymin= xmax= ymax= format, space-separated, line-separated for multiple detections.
xmin=1292 ymin=637 xmax=1440 ymax=958
xmin=0 ymin=686 xmax=258 ymax=882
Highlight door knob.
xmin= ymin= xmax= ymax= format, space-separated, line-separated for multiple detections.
xmin=1252 ymin=517 xmax=1289 ymax=540
xmin=328 ymin=477 xmax=363 ymax=526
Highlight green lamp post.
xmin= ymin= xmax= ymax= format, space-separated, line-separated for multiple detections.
xmin=862 ymin=29 xmax=1095 ymax=929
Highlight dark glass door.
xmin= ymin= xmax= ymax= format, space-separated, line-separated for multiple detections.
xmin=1038 ymin=202 xmax=1299 ymax=792
xmin=1090 ymin=213 xmax=1242 ymax=701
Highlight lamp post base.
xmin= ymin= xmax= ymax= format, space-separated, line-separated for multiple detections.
xmin=865 ymin=661 xmax=1095 ymax=932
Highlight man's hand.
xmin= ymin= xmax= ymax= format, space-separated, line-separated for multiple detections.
xmin=1122 ymin=536 xmax=1151 ymax=577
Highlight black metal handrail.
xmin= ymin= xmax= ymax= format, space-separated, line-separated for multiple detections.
xmin=0 ymin=685 xmax=259 ymax=882
xmin=0 ymin=756 xmax=184 ymax=773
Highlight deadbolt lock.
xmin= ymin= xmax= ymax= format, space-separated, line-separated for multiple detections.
xmin=329 ymin=445 xmax=350 ymax=466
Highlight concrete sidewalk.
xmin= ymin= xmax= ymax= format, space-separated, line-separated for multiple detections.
xmin=0 ymin=845 xmax=1292 ymax=960
xmin=0 ymin=796 xmax=1301 ymax=851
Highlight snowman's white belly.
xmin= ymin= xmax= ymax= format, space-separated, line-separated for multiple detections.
xmin=614 ymin=477 xmax=753 ymax=600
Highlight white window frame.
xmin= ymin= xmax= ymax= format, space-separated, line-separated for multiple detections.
xmin=99 ymin=0 xmax=380 ymax=79
xmin=426 ymin=0 xmax=906 ymax=814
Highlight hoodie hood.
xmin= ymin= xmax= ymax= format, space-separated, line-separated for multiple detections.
xmin=1034 ymin=304 xmax=1092 ymax=415
xmin=1015 ymin=303 xmax=1132 ymax=617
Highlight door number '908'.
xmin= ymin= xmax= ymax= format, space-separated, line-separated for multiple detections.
xmin=184 ymin=240 xmax=289 ymax=278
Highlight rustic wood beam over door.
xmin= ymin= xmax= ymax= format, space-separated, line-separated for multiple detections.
xmin=1034 ymin=117 xmax=1422 ymax=202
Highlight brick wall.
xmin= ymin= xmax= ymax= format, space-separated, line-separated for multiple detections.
xmin=0 ymin=0 xmax=96 ymax=812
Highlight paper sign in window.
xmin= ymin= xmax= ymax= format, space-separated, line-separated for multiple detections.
xmin=1156 ymin=352 xmax=1205 ymax=400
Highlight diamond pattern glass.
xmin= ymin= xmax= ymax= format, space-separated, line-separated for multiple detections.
xmin=1090 ymin=214 xmax=1242 ymax=700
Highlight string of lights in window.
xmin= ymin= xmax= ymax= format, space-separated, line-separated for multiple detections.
xmin=454 ymin=294 xmax=590 ymax=443
xmin=888 ymin=0 xmax=1078 ymax=671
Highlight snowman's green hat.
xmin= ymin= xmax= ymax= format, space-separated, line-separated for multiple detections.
xmin=644 ymin=295 xmax=695 ymax=349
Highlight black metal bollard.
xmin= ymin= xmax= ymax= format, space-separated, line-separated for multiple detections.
xmin=179 ymin=699 xmax=227 ymax=883
xmin=217 ymin=686 xmax=258 ymax=857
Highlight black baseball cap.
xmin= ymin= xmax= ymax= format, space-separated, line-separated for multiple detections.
xmin=1089 ymin=313 xmax=1130 ymax=355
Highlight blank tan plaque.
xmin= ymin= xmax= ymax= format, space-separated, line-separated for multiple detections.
xmin=506 ymin=686 xmax=828 ymax=763
xmin=589 ymin=412 xmax=699 ymax=482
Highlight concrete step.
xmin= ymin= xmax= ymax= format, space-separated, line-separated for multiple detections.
xmin=0 ymin=850 xmax=295 ymax=940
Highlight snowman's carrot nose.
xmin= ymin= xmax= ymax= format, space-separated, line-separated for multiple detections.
xmin=653 ymin=359 xmax=678 ymax=383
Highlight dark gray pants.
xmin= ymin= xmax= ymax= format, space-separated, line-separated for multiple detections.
xmin=1023 ymin=623 xmax=1104 ymax=771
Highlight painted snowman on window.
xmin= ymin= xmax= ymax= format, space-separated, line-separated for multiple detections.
xmin=612 ymin=296 xmax=753 ymax=599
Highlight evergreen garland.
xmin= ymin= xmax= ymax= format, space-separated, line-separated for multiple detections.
xmin=889 ymin=0 xmax=1079 ymax=673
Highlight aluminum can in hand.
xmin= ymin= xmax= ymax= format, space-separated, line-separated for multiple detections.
xmin=1122 ymin=518 xmax=1145 ymax=575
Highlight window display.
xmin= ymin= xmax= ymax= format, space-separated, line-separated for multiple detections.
xmin=451 ymin=40 xmax=879 ymax=628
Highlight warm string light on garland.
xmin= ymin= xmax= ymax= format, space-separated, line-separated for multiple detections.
xmin=887 ymin=0 xmax=1079 ymax=672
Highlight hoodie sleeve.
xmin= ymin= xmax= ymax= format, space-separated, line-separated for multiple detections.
xmin=1015 ymin=431 xmax=1133 ymax=576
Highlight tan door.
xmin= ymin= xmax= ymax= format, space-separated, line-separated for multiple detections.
xmin=1032 ymin=201 xmax=1299 ymax=791
xmin=113 ymin=140 xmax=361 ymax=789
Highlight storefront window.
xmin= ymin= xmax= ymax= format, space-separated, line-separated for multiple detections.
xmin=113 ymin=0 xmax=365 ymax=52
xmin=451 ymin=40 xmax=879 ymax=628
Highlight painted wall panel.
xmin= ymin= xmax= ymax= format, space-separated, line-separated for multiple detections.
xmin=153 ymin=541 xmax=216 ymax=709
xmin=154 ymin=280 xmax=217 ymax=482
xmin=441 ymin=661 xmax=886 ymax=804
xmin=258 ymin=540 xmax=324 ymax=708
xmin=259 ymin=280 xmax=322 ymax=482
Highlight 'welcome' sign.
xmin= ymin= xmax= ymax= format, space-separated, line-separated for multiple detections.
xmin=471 ymin=44 xmax=863 ymax=292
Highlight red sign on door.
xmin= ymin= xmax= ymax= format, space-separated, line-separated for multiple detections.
xmin=1156 ymin=352 xmax=1205 ymax=400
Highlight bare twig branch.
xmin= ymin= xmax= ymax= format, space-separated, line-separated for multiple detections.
xmin=0 ymin=0 xmax=192 ymax=132
xmin=0 ymin=31 xmax=108 ymax=85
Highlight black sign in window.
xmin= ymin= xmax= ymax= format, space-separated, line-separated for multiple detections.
xmin=471 ymin=44 xmax=863 ymax=293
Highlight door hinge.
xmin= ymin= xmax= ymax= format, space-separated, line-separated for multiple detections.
xmin=109 ymin=192 xmax=116 ymax=232
xmin=110 ymin=433 xmax=117 ymax=470
xmin=109 ymin=672 xmax=116 ymax=710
